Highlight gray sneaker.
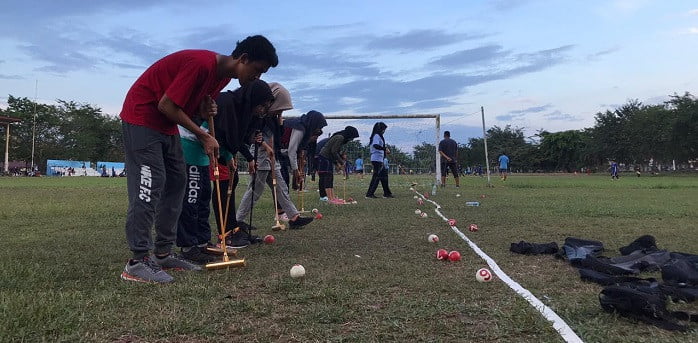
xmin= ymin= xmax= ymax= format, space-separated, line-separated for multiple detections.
xmin=121 ymin=257 xmax=174 ymax=284
xmin=152 ymin=253 xmax=202 ymax=271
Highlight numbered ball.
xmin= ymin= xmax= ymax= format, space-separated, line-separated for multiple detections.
xmin=420 ymin=212 xmax=428 ymax=218
xmin=414 ymin=209 xmax=422 ymax=215
xmin=427 ymin=234 xmax=439 ymax=243
xmin=312 ymin=208 xmax=319 ymax=214
xmin=468 ymin=224 xmax=479 ymax=232
xmin=448 ymin=219 xmax=456 ymax=226
xmin=476 ymin=268 xmax=493 ymax=282
xmin=436 ymin=249 xmax=449 ymax=260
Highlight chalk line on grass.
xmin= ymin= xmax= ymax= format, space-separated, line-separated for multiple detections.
xmin=417 ymin=193 xmax=584 ymax=343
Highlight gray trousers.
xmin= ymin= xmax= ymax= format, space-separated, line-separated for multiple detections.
xmin=236 ymin=168 xmax=299 ymax=222
xmin=122 ymin=122 xmax=186 ymax=259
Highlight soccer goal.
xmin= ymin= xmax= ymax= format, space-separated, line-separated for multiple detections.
xmin=320 ymin=114 xmax=443 ymax=185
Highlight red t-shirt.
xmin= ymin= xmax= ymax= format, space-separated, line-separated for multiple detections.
xmin=120 ymin=50 xmax=231 ymax=135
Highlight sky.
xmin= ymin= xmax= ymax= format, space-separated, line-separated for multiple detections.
xmin=1 ymin=0 xmax=697 ymax=152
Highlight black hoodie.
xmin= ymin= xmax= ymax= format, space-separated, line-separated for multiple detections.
xmin=213 ymin=80 xmax=273 ymax=162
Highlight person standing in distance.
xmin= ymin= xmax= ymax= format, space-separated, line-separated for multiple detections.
xmin=498 ymin=152 xmax=510 ymax=181
xmin=119 ymin=35 xmax=278 ymax=284
xmin=438 ymin=131 xmax=460 ymax=187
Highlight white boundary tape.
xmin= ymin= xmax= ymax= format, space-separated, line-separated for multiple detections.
xmin=417 ymin=192 xmax=584 ymax=343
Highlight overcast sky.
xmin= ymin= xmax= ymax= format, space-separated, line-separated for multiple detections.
xmin=1 ymin=0 xmax=697 ymax=151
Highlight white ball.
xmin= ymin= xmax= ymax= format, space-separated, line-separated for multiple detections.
xmin=413 ymin=195 xmax=419 ymax=199
xmin=414 ymin=209 xmax=422 ymax=215
xmin=476 ymin=268 xmax=493 ymax=282
xmin=409 ymin=187 xmax=414 ymax=191
xmin=290 ymin=264 xmax=306 ymax=278
xmin=456 ymin=194 xmax=461 ymax=197
xmin=420 ymin=212 xmax=428 ymax=218
xmin=312 ymin=208 xmax=319 ymax=214
xmin=427 ymin=234 xmax=439 ymax=243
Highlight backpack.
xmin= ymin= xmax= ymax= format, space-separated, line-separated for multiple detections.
xmin=599 ymin=282 xmax=697 ymax=331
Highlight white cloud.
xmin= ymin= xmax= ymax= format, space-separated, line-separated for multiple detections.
xmin=689 ymin=27 xmax=698 ymax=35
xmin=689 ymin=9 xmax=698 ymax=16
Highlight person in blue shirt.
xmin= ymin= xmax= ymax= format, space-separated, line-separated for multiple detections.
xmin=354 ymin=157 xmax=364 ymax=179
xmin=610 ymin=160 xmax=619 ymax=180
xmin=365 ymin=122 xmax=393 ymax=198
xmin=498 ymin=152 xmax=510 ymax=181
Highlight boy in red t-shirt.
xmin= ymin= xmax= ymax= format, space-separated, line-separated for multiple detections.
xmin=120 ymin=35 xmax=278 ymax=284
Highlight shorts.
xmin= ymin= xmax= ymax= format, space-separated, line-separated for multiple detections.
xmin=317 ymin=155 xmax=333 ymax=173
xmin=499 ymin=168 xmax=508 ymax=173
xmin=356 ymin=169 xmax=363 ymax=174
xmin=441 ymin=162 xmax=459 ymax=177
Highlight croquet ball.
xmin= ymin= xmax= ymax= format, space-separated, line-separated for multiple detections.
xmin=312 ymin=208 xmax=319 ymax=214
xmin=456 ymin=194 xmax=461 ymax=197
xmin=480 ymin=194 xmax=486 ymax=198
xmin=448 ymin=219 xmax=457 ymax=226
xmin=424 ymin=193 xmax=429 ymax=199
xmin=476 ymin=268 xmax=493 ymax=282
xmin=290 ymin=264 xmax=306 ymax=278
xmin=315 ymin=213 xmax=323 ymax=220
xmin=409 ymin=187 xmax=414 ymax=191
xmin=427 ymin=234 xmax=439 ymax=243
xmin=413 ymin=195 xmax=419 ymax=199
xmin=417 ymin=199 xmax=424 ymax=205
xmin=414 ymin=209 xmax=422 ymax=215
xmin=263 ymin=235 xmax=275 ymax=244
xmin=468 ymin=224 xmax=479 ymax=232
xmin=347 ymin=197 xmax=354 ymax=202
xmin=351 ymin=201 xmax=358 ymax=204
xmin=420 ymin=212 xmax=428 ymax=218
xmin=436 ymin=249 xmax=449 ymax=260
xmin=448 ymin=251 xmax=461 ymax=262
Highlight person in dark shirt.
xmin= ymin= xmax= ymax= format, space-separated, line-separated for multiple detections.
xmin=438 ymin=131 xmax=460 ymax=187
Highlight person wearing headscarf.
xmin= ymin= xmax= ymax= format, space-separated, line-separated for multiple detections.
xmin=279 ymin=110 xmax=327 ymax=189
xmin=365 ymin=122 xmax=393 ymax=198
xmin=205 ymin=80 xmax=274 ymax=249
xmin=235 ymin=83 xmax=314 ymax=230
xmin=317 ymin=126 xmax=359 ymax=204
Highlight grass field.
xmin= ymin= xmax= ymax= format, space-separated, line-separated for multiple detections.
xmin=1 ymin=174 xmax=696 ymax=342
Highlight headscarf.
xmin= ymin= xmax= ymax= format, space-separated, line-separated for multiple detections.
xmin=284 ymin=110 xmax=328 ymax=148
xmin=268 ymin=82 xmax=293 ymax=112
xmin=213 ymin=80 xmax=273 ymax=154
xmin=331 ymin=125 xmax=359 ymax=144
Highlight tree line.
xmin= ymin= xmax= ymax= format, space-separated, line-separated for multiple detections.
xmin=1 ymin=92 xmax=696 ymax=173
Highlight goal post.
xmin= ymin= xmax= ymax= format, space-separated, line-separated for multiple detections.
xmin=321 ymin=114 xmax=442 ymax=185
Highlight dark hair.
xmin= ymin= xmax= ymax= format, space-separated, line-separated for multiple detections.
xmin=369 ymin=122 xmax=387 ymax=147
xmin=232 ymin=35 xmax=279 ymax=67
xmin=444 ymin=131 xmax=451 ymax=137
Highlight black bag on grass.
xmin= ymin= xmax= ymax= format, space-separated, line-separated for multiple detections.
xmin=619 ymin=235 xmax=658 ymax=255
xmin=510 ymin=241 xmax=559 ymax=255
xmin=599 ymin=283 xmax=697 ymax=331
xmin=662 ymin=255 xmax=698 ymax=286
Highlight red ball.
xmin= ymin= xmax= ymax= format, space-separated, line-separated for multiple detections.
xmin=347 ymin=197 xmax=354 ymax=202
xmin=424 ymin=193 xmax=430 ymax=199
xmin=448 ymin=219 xmax=456 ymax=226
xmin=468 ymin=224 xmax=479 ymax=232
xmin=448 ymin=251 xmax=461 ymax=262
xmin=263 ymin=235 xmax=275 ymax=244
xmin=315 ymin=213 xmax=323 ymax=220
xmin=436 ymin=249 xmax=449 ymax=260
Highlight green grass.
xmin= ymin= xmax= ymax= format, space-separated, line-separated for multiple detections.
xmin=0 ymin=174 xmax=696 ymax=342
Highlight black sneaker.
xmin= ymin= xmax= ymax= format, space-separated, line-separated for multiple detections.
xmin=365 ymin=194 xmax=378 ymax=199
xmin=181 ymin=246 xmax=218 ymax=264
xmin=383 ymin=194 xmax=395 ymax=198
xmin=226 ymin=231 xmax=251 ymax=248
xmin=151 ymin=253 xmax=202 ymax=271
xmin=237 ymin=221 xmax=258 ymax=231
xmin=289 ymin=216 xmax=314 ymax=229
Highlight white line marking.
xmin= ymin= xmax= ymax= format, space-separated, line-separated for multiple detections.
xmin=417 ymin=193 xmax=584 ymax=343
